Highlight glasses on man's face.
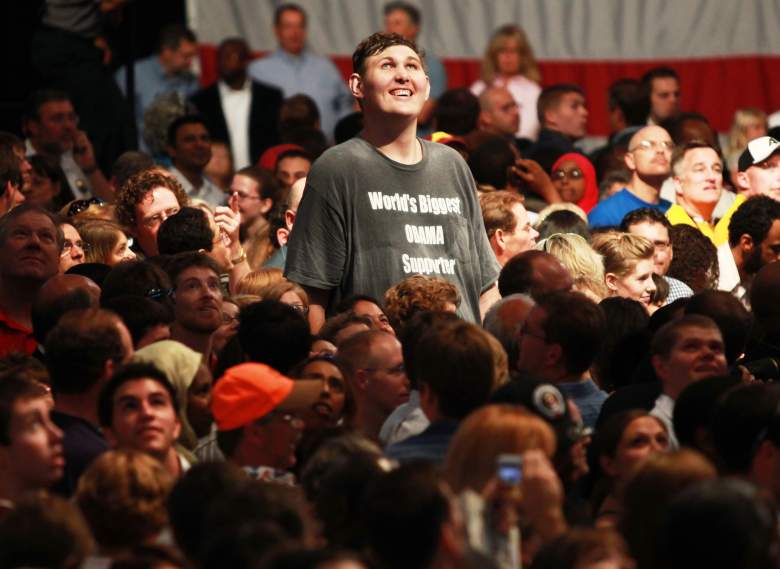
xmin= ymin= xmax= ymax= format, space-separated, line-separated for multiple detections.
xmin=630 ymin=139 xmax=673 ymax=152
xmin=66 ymin=197 xmax=104 ymax=217
xmin=362 ymin=363 xmax=405 ymax=376
xmin=289 ymin=303 xmax=309 ymax=317
xmin=552 ymin=168 xmax=583 ymax=181
xmin=60 ymin=239 xmax=89 ymax=256
xmin=235 ymin=191 xmax=261 ymax=201
xmin=142 ymin=207 xmax=180 ymax=228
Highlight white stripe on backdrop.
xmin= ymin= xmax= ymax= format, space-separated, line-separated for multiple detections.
xmin=187 ymin=0 xmax=780 ymax=59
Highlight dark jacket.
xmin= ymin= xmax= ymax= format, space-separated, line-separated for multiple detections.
xmin=190 ymin=79 xmax=284 ymax=165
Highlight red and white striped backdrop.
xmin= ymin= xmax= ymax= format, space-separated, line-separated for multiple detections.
xmin=188 ymin=0 xmax=780 ymax=135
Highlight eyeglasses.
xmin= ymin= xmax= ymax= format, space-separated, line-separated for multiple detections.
xmin=61 ymin=239 xmax=90 ymax=256
xmin=234 ymin=191 xmax=261 ymax=201
xmin=145 ymin=287 xmax=174 ymax=301
xmin=221 ymin=312 xmax=239 ymax=324
xmin=66 ymin=197 xmax=104 ymax=217
xmin=362 ymin=363 xmax=405 ymax=376
xmin=142 ymin=207 xmax=180 ymax=228
xmin=551 ymin=168 xmax=583 ymax=181
xmin=289 ymin=303 xmax=309 ymax=317
xmin=629 ymin=139 xmax=673 ymax=152
xmin=257 ymin=411 xmax=304 ymax=428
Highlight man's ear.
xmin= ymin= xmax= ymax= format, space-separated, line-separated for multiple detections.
xmin=651 ymin=354 xmax=668 ymax=383
xmin=735 ymin=171 xmax=751 ymax=193
xmin=623 ymin=149 xmax=636 ymax=172
xmin=354 ymin=369 xmax=370 ymax=391
xmin=349 ymin=73 xmax=363 ymax=99
xmin=493 ymin=229 xmax=506 ymax=251
xmin=673 ymin=176 xmax=684 ymax=198
xmin=545 ymin=343 xmax=563 ymax=369
xmin=738 ymin=233 xmax=755 ymax=256
xmin=604 ymin=272 xmax=619 ymax=293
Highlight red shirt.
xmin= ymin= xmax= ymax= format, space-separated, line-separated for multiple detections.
xmin=0 ymin=309 xmax=36 ymax=356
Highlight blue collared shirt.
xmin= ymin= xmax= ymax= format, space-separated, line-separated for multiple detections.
xmin=248 ymin=48 xmax=353 ymax=142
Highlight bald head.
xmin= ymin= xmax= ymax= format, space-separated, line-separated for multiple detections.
xmin=483 ymin=293 xmax=535 ymax=367
xmin=624 ymin=125 xmax=673 ymax=185
xmin=498 ymin=250 xmax=573 ymax=299
xmin=285 ymin=176 xmax=306 ymax=231
xmin=32 ymin=274 xmax=101 ymax=344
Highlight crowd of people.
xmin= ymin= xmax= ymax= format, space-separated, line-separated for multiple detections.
xmin=2 ymin=1 xmax=780 ymax=569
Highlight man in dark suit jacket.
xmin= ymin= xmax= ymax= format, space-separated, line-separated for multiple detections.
xmin=190 ymin=38 xmax=283 ymax=169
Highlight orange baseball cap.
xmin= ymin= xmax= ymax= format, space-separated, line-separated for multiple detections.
xmin=211 ymin=363 xmax=321 ymax=431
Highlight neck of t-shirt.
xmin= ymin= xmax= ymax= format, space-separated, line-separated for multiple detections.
xmin=361 ymin=120 xmax=422 ymax=165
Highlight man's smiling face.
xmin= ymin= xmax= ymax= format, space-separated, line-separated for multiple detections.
xmin=351 ymin=44 xmax=429 ymax=119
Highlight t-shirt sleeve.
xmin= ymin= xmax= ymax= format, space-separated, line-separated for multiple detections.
xmin=284 ymin=180 xmax=347 ymax=291
xmin=462 ymin=169 xmax=501 ymax=292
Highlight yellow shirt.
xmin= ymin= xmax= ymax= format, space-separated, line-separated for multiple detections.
xmin=666 ymin=194 xmax=746 ymax=246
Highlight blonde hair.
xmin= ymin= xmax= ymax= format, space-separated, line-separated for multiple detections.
xmin=235 ymin=268 xmax=284 ymax=296
xmin=537 ymin=233 xmax=608 ymax=301
xmin=726 ymin=107 xmax=768 ymax=170
xmin=262 ymin=279 xmax=309 ymax=307
xmin=481 ymin=24 xmax=541 ymax=84
xmin=591 ymin=231 xmax=654 ymax=278
xmin=75 ymin=450 xmax=173 ymax=550
xmin=728 ymin=107 xmax=768 ymax=153
xmin=76 ymin=219 xmax=126 ymax=264
xmin=444 ymin=404 xmax=555 ymax=493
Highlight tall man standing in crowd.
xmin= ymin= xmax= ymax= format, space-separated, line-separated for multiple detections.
xmin=248 ymin=3 xmax=353 ymax=141
xmin=286 ymin=32 xmax=500 ymax=331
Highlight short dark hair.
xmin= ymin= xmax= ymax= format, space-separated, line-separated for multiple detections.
xmin=650 ymin=314 xmax=720 ymax=360
xmin=384 ymin=1 xmax=421 ymax=25
xmin=711 ymin=383 xmax=780 ymax=474
xmin=101 ymin=260 xmax=173 ymax=306
xmin=98 ymin=362 xmax=178 ymax=429
xmin=167 ymin=114 xmax=209 ymax=148
xmin=537 ymin=291 xmax=606 ymax=375
xmin=728 ymin=195 xmax=780 ymax=248
xmin=352 ymin=31 xmax=423 ymax=75
xmin=157 ymin=207 xmax=213 ymax=255
xmin=0 ymin=372 xmax=49 ymax=445
xmin=0 ymin=203 xmax=64 ymax=249
xmin=45 ymin=309 xmax=128 ymax=395
xmin=536 ymin=210 xmax=591 ymax=241
xmin=434 ymin=88 xmax=479 ymax=135
xmin=238 ymin=300 xmax=311 ymax=373
xmin=166 ymin=461 xmax=247 ymax=562
xmin=673 ymin=374 xmax=740 ymax=451
xmin=537 ymin=83 xmax=585 ymax=126
xmin=362 ymin=463 xmax=450 ymax=569
xmin=640 ymin=66 xmax=679 ymax=88
xmin=274 ymin=148 xmax=312 ymax=172
xmin=111 ymin=151 xmax=155 ymax=191
xmin=414 ymin=320 xmax=495 ymax=419
xmin=399 ymin=310 xmax=459 ymax=390
xmin=101 ymin=295 xmax=173 ymax=348
xmin=274 ymin=3 xmax=307 ymax=26
xmin=279 ymin=94 xmax=321 ymax=132
xmin=468 ymin=137 xmax=516 ymax=188
xmin=166 ymin=251 xmax=223 ymax=289
xmin=671 ymin=140 xmax=721 ymax=177
xmin=158 ymin=24 xmax=196 ymax=52
xmin=608 ymin=78 xmax=650 ymax=126
xmin=620 ymin=207 xmax=672 ymax=231
xmin=32 ymin=287 xmax=95 ymax=345
xmin=23 ymin=89 xmax=71 ymax=123
xmin=235 ymin=166 xmax=282 ymax=203
xmin=684 ymin=291 xmax=752 ymax=365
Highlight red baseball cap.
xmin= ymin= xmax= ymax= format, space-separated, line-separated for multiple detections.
xmin=211 ymin=363 xmax=321 ymax=431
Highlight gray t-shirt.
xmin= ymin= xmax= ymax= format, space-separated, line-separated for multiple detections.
xmin=285 ymin=137 xmax=500 ymax=323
